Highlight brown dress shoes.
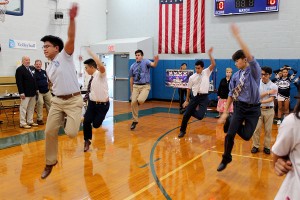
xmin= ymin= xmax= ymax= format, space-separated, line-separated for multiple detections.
xmin=41 ymin=161 xmax=58 ymax=179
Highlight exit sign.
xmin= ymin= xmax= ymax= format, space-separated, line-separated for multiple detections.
xmin=107 ymin=44 xmax=115 ymax=52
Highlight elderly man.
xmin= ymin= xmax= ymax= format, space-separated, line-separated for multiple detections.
xmin=15 ymin=56 xmax=39 ymax=129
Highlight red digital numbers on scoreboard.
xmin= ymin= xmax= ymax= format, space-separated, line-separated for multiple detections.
xmin=216 ymin=1 xmax=225 ymax=11
xmin=267 ymin=0 xmax=277 ymax=6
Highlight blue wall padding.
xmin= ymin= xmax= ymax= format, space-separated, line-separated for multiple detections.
xmin=128 ymin=59 xmax=300 ymax=108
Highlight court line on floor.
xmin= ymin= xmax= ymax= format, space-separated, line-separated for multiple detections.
xmin=209 ymin=150 xmax=273 ymax=162
xmin=124 ymin=150 xmax=209 ymax=200
xmin=125 ymin=149 xmax=273 ymax=199
xmin=0 ymin=107 xmax=218 ymax=149
xmin=125 ymin=120 xmax=199 ymax=200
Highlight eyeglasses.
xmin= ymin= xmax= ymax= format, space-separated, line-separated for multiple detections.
xmin=261 ymin=73 xmax=269 ymax=77
xmin=42 ymin=45 xmax=54 ymax=49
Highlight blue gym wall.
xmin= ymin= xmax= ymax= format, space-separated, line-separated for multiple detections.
xmin=129 ymin=59 xmax=300 ymax=108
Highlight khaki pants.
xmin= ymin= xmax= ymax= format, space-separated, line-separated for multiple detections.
xmin=131 ymin=84 xmax=150 ymax=122
xmin=20 ymin=96 xmax=36 ymax=126
xmin=45 ymin=95 xmax=83 ymax=165
xmin=252 ymin=108 xmax=275 ymax=149
xmin=37 ymin=91 xmax=52 ymax=121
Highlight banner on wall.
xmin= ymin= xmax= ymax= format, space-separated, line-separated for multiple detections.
xmin=165 ymin=69 xmax=194 ymax=88
xmin=9 ymin=39 xmax=36 ymax=50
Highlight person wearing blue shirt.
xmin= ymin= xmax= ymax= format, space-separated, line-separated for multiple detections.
xmin=129 ymin=49 xmax=159 ymax=130
xmin=34 ymin=60 xmax=52 ymax=125
xmin=217 ymin=24 xmax=262 ymax=172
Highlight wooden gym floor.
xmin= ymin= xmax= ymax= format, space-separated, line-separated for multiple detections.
xmin=0 ymin=101 xmax=283 ymax=199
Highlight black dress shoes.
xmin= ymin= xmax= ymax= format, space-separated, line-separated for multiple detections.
xmin=217 ymin=158 xmax=232 ymax=172
xmin=41 ymin=161 xmax=58 ymax=179
xmin=251 ymin=146 xmax=259 ymax=153
xmin=178 ymin=131 xmax=186 ymax=138
xmin=84 ymin=140 xmax=91 ymax=152
xmin=223 ymin=115 xmax=231 ymax=133
xmin=217 ymin=162 xmax=228 ymax=172
xmin=130 ymin=122 xmax=138 ymax=130
xmin=263 ymin=147 xmax=270 ymax=154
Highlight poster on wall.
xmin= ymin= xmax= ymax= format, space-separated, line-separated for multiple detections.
xmin=165 ymin=69 xmax=194 ymax=88
xmin=9 ymin=39 xmax=36 ymax=50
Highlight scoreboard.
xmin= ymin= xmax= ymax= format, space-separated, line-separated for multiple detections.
xmin=214 ymin=0 xmax=279 ymax=16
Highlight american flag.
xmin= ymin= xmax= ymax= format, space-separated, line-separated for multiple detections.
xmin=158 ymin=0 xmax=205 ymax=54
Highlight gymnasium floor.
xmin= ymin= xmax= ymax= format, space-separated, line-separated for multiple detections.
xmin=0 ymin=101 xmax=283 ymax=199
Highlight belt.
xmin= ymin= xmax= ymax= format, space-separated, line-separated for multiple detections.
xmin=134 ymin=83 xmax=149 ymax=85
xmin=197 ymin=93 xmax=208 ymax=96
xmin=90 ymin=100 xmax=109 ymax=105
xmin=261 ymin=106 xmax=274 ymax=109
xmin=235 ymin=101 xmax=260 ymax=107
xmin=56 ymin=92 xmax=81 ymax=100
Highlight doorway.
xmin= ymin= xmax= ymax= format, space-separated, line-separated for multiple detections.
xmin=113 ymin=54 xmax=129 ymax=101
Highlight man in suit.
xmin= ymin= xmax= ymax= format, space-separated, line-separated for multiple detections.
xmin=15 ymin=56 xmax=39 ymax=129
xmin=34 ymin=59 xmax=52 ymax=125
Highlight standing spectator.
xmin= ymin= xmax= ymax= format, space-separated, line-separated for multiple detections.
xmin=40 ymin=4 xmax=83 ymax=179
xmin=272 ymin=91 xmax=300 ymax=200
xmin=217 ymin=24 xmax=261 ymax=172
xmin=82 ymin=48 xmax=110 ymax=152
xmin=272 ymin=69 xmax=282 ymax=124
xmin=276 ymin=65 xmax=297 ymax=125
xmin=178 ymin=63 xmax=188 ymax=114
xmin=129 ymin=49 xmax=159 ymax=130
xmin=216 ymin=68 xmax=233 ymax=118
xmin=178 ymin=47 xmax=216 ymax=138
xmin=15 ymin=56 xmax=39 ymax=129
xmin=34 ymin=59 xmax=52 ymax=125
xmin=251 ymin=66 xmax=278 ymax=154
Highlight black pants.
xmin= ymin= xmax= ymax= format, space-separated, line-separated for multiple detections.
xmin=180 ymin=94 xmax=209 ymax=132
xmin=178 ymin=88 xmax=187 ymax=109
xmin=83 ymin=100 xmax=110 ymax=141
xmin=222 ymin=101 xmax=261 ymax=162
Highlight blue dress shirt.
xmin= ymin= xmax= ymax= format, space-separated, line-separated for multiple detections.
xmin=228 ymin=58 xmax=261 ymax=104
xmin=129 ymin=59 xmax=152 ymax=84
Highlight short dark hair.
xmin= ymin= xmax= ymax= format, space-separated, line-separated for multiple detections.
xmin=181 ymin=63 xmax=187 ymax=67
xmin=40 ymin=35 xmax=64 ymax=52
xmin=84 ymin=58 xmax=97 ymax=68
xmin=180 ymin=63 xmax=187 ymax=70
xmin=261 ymin=66 xmax=272 ymax=75
xmin=135 ymin=49 xmax=144 ymax=56
xmin=195 ymin=60 xmax=204 ymax=68
xmin=232 ymin=49 xmax=246 ymax=61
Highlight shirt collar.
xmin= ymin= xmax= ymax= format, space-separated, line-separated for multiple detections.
xmin=92 ymin=70 xmax=98 ymax=77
